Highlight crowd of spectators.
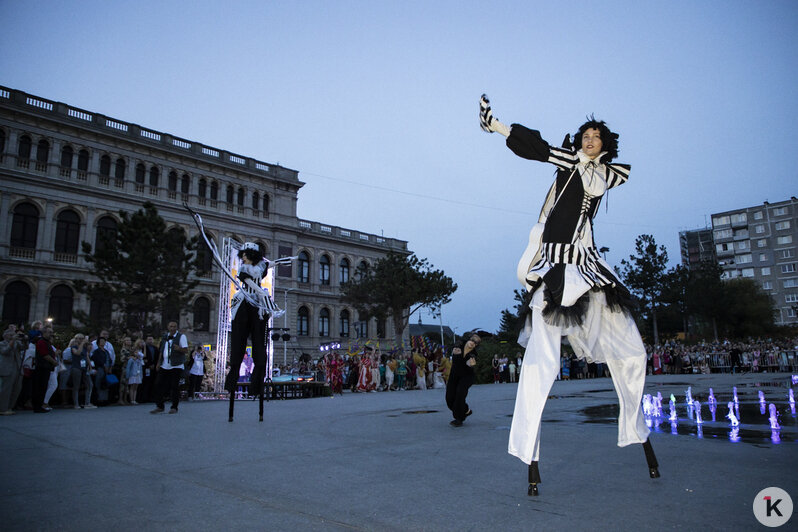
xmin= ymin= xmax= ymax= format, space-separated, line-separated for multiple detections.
xmin=0 ymin=320 xmax=208 ymax=414
xmin=645 ymin=338 xmax=798 ymax=375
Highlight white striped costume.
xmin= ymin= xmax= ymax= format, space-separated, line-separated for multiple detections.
xmin=505 ymin=124 xmax=650 ymax=465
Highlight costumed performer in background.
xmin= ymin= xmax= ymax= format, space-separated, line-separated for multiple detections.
xmin=479 ymin=95 xmax=659 ymax=496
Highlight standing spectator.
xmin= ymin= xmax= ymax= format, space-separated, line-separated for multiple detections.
xmin=116 ymin=337 xmax=132 ymax=406
xmin=32 ymin=325 xmax=59 ymax=413
xmin=67 ymin=333 xmax=95 ymax=409
xmin=492 ymin=355 xmax=500 ymax=383
xmin=385 ymin=354 xmax=396 ymax=391
xmin=140 ymin=336 xmax=158 ymax=403
xmin=0 ymin=328 xmax=25 ymax=415
xmin=187 ymin=344 xmax=207 ymax=399
xmin=370 ymin=351 xmax=381 ymax=392
xmin=126 ymin=339 xmax=144 ymax=404
xmin=92 ymin=329 xmax=116 ymax=365
xmin=150 ymin=321 xmax=188 ymax=414
xmin=91 ymin=337 xmax=112 ymax=406
xmin=438 ymin=352 xmax=452 ymax=385
xmin=396 ymin=356 xmax=407 ymax=390
xmin=414 ymin=351 xmax=427 ymax=391
xmin=509 ymin=358 xmax=517 ymax=383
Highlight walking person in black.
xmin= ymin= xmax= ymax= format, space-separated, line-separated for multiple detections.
xmin=445 ymin=332 xmax=481 ymax=426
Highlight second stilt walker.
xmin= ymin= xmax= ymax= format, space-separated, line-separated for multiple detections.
xmin=225 ymin=242 xmax=284 ymax=421
xmin=479 ymin=95 xmax=659 ymax=496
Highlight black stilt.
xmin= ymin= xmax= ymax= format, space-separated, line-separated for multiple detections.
xmin=642 ymin=438 xmax=660 ymax=478
xmin=259 ymin=388 xmax=264 ymax=422
xmin=528 ymin=461 xmax=541 ymax=496
xmin=228 ymin=390 xmax=235 ymax=422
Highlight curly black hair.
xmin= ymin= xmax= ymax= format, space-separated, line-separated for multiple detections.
xmin=573 ymin=115 xmax=619 ymax=163
xmin=237 ymin=247 xmax=263 ymax=264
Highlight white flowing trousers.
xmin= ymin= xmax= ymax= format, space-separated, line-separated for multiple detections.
xmin=508 ymin=289 xmax=650 ymax=464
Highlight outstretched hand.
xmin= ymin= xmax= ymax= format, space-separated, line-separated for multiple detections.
xmin=479 ymin=94 xmax=493 ymax=132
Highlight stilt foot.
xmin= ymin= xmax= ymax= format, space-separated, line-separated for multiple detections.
xmin=528 ymin=483 xmax=539 ymax=496
xmin=649 ymin=467 xmax=660 ymax=478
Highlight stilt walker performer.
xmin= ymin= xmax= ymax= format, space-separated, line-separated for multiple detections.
xmin=185 ymin=204 xmax=291 ymax=422
xmin=478 ymin=95 xmax=659 ymax=496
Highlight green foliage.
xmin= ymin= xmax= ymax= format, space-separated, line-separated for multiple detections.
xmin=620 ymin=234 xmax=669 ymax=344
xmin=340 ymin=251 xmax=456 ymax=343
xmin=717 ymin=278 xmax=775 ymax=338
xmin=74 ymin=201 xmax=198 ymax=337
xmin=495 ymin=289 xmax=528 ymax=346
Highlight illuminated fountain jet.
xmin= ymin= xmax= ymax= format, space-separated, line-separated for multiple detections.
xmin=693 ymin=400 xmax=703 ymax=425
xmin=726 ymin=401 xmax=740 ymax=427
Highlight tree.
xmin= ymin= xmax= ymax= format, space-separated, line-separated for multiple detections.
xmin=688 ymin=260 xmax=726 ymax=342
xmin=660 ymin=264 xmax=690 ymax=338
xmin=496 ymin=288 xmax=529 ymax=344
xmin=718 ymin=279 xmax=775 ymax=338
xmin=620 ymin=234 xmax=669 ymax=345
xmin=340 ymin=252 xmax=457 ymax=346
xmin=75 ymin=202 xmax=198 ymax=335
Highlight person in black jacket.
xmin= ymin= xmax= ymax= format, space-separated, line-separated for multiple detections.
xmin=445 ymin=332 xmax=481 ymax=426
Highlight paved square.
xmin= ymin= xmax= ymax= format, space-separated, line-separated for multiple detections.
xmin=1 ymin=373 xmax=795 ymax=530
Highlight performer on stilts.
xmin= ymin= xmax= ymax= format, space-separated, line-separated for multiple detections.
xmin=479 ymin=95 xmax=659 ymax=496
xmin=184 ymin=204 xmax=290 ymax=422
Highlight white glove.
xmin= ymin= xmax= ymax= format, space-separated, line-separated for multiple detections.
xmin=479 ymin=94 xmax=510 ymax=137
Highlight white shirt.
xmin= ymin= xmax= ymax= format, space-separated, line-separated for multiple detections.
xmin=190 ymin=352 xmax=205 ymax=376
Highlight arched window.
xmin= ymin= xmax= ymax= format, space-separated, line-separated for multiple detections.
xmin=11 ymin=202 xmax=39 ymax=249
xmin=356 ymin=311 xmax=369 ymax=338
xmin=18 ymin=135 xmax=32 ymax=160
xmin=135 ymin=163 xmax=145 ymax=184
xmin=319 ymin=254 xmax=331 ymax=285
xmin=99 ymin=154 xmax=111 ymax=176
xmin=226 ymin=185 xmax=234 ymax=203
xmin=356 ymin=260 xmax=369 ymax=280
xmin=237 ymin=187 xmax=244 ymax=206
xmin=60 ymin=145 xmax=74 ymax=168
xmin=193 ymin=297 xmax=210 ymax=331
xmin=89 ymin=296 xmax=112 ymax=328
xmin=36 ymin=139 xmax=49 ymax=163
xmin=319 ymin=308 xmax=330 ymax=337
xmin=77 ymin=149 xmax=89 ymax=172
xmin=339 ymin=258 xmax=350 ymax=284
xmin=198 ymin=178 xmax=207 ymax=198
xmin=2 ymin=281 xmax=31 ymax=325
xmin=48 ymin=284 xmax=74 ymax=326
xmin=339 ymin=309 xmax=350 ymax=337
xmin=297 ymin=306 xmax=309 ymax=336
xmin=181 ymin=173 xmax=190 ymax=194
xmin=168 ymin=170 xmax=178 ymax=191
xmin=263 ymin=194 xmax=270 ymax=216
xmin=55 ymin=210 xmax=80 ymax=254
xmin=115 ymin=158 xmax=126 ymax=180
xmin=149 ymin=166 xmax=159 ymax=187
xmin=297 ymin=251 xmax=310 ymax=283
xmin=210 ymin=180 xmax=219 ymax=200
xmin=196 ymin=232 xmax=214 ymax=274
xmin=252 ymin=191 xmax=260 ymax=212
xmin=95 ymin=216 xmax=118 ymax=253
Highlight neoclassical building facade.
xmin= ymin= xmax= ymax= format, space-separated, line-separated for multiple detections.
xmin=0 ymin=86 xmax=409 ymax=356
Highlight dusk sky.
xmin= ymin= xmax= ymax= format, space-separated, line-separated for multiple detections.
xmin=2 ymin=1 xmax=796 ymax=334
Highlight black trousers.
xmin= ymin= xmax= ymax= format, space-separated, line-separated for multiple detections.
xmin=31 ymin=367 xmax=51 ymax=411
xmin=446 ymin=368 xmax=474 ymax=421
xmin=226 ymin=302 xmax=266 ymax=396
xmin=154 ymin=368 xmax=183 ymax=410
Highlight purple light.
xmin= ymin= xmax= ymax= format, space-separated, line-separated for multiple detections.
xmin=729 ymin=427 xmax=740 ymax=442
xmin=694 ymin=400 xmax=703 ymax=424
xmin=727 ymin=401 xmax=739 ymax=427
xmin=768 ymin=403 xmax=780 ymax=430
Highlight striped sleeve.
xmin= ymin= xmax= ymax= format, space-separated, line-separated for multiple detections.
xmin=605 ymin=163 xmax=631 ymax=189
xmin=548 ymin=146 xmax=578 ymax=171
